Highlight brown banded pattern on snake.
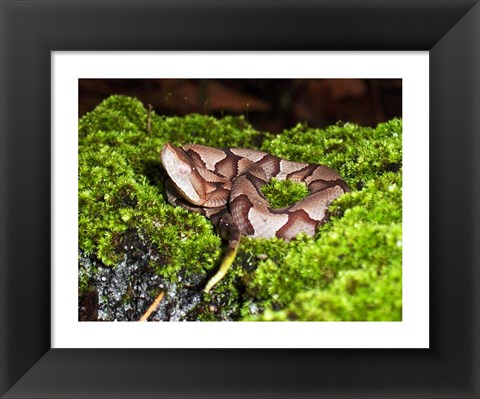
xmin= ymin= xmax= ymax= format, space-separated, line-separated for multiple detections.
xmin=161 ymin=143 xmax=349 ymax=292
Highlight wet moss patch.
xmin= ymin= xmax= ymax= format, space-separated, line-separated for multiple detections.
xmin=79 ymin=95 xmax=402 ymax=321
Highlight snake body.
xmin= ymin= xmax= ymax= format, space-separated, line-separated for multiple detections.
xmin=161 ymin=143 xmax=349 ymax=292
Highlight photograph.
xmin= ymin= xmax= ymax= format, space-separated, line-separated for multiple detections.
xmin=78 ymin=78 xmax=403 ymax=322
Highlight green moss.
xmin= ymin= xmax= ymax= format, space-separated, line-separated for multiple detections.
xmin=79 ymin=95 xmax=402 ymax=321
xmin=261 ymin=178 xmax=309 ymax=209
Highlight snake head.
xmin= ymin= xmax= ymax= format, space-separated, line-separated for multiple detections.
xmin=161 ymin=143 xmax=207 ymax=205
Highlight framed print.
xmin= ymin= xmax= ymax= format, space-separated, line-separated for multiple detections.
xmin=1 ymin=1 xmax=479 ymax=398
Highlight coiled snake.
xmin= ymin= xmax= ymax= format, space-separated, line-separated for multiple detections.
xmin=161 ymin=143 xmax=349 ymax=293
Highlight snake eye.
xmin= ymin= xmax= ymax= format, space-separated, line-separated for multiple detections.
xmin=178 ymin=164 xmax=191 ymax=175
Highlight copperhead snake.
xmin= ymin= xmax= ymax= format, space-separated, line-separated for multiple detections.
xmin=161 ymin=143 xmax=349 ymax=293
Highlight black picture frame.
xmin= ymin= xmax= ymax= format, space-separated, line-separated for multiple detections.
xmin=1 ymin=1 xmax=479 ymax=398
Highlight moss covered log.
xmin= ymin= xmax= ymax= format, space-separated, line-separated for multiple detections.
xmin=78 ymin=95 xmax=402 ymax=321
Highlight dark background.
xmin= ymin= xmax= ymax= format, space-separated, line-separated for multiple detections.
xmin=79 ymin=79 xmax=402 ymax=132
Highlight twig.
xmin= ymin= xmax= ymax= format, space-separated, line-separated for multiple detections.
xmin=139 ymin=291 xmax=164 ymax=322
xmin=146 ymin=103 xmax=153 ymax=133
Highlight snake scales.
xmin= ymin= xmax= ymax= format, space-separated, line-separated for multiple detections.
xmin=161 ymin=143 xmax=349 ymax=293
